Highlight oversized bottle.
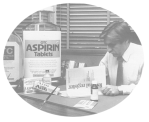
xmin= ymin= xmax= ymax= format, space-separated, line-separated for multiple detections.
xmin=3 ymin=32 xmax=24 ymax=87
xmin=23 ymin=10 xmax=61 ymax=79
xmin=86 ymin=71 xmax=90 ymax=82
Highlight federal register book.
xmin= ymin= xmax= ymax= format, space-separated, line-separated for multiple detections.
xmin=66 ymin=66 xmax=106 ymax=98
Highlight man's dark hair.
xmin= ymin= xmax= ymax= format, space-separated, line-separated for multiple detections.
xmin=100 ymin=21 xmax=131 ymax=43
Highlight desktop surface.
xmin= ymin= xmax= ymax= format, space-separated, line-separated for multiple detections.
xmin=18 ymin=84 xmax=128 ymax=116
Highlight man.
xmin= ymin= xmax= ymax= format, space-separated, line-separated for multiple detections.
xmin=99 ymin=21 xmax=144 ymax=96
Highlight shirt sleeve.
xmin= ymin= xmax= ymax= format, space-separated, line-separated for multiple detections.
xmin=119 ymin=53 xmax=144 ymax=95
xmin=118 ymin=62 xmax=143 ymax=95
xmin=118 ymin=84 xmax=136 ymax=95
xmin=99 ymin=52 xmax=109 ymax=76
xmin=137 ymin=61 xmax=144 ymax=83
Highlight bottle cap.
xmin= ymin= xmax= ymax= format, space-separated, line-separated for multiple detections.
xmin=45 ymin=70 xmax=49 ymax=73
xmin=92 ymin=80 xmax=97 ymax=84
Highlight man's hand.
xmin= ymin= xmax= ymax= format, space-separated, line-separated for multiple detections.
xmin=101 ymin=85 xmax=120 ymax=96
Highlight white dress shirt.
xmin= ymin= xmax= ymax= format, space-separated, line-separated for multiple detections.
xmin=99 ymin=43 xmax=144 ymax=94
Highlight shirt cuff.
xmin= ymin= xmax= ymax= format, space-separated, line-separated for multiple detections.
xmin=118 ymin=86 xmax=123 ymax=95
xmin=118 ymin=84 xmax=136 ymax=95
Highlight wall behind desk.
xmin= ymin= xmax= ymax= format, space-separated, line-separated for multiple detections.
xmin=61 ymin=54 xmax=104 ymax=67
xmin=61 ymin=31 xmax=141 ymax=67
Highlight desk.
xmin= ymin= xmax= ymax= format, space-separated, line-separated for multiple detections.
xmin=18 ymin=85 xmax=128 ymax=116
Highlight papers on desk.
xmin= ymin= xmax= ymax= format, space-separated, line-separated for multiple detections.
xmin=74 ymin=100 xmax=98 ymax=109
xmin=59 ymin=90 xmax=89 ymax=98
xmin=51 ymin=80 xmax=58 ymax=83
xmin=59 ymin=90 xmax=103 ymax=98
xmin=59 ymin=91 xmax=68 ymax=97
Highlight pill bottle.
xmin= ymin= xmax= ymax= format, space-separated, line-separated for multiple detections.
xmin=90 ymin=80 xmax=98 ymax=102
xmin=42 ymin=70 xmax=51 ymax=85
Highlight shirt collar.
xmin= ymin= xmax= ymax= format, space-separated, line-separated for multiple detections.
xmin=122 ymin=42 xmax=133 ymax=62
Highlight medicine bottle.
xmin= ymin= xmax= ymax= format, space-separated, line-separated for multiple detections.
xmin=23 ymin=10 xmax=61 ymax=78
xmin=4 ymin=32 xmax=24 ymax=83
xmin=90 ymin=80 xmax=98 ymax=102
xmin=43 ymin=70 xmax=51 ymax=85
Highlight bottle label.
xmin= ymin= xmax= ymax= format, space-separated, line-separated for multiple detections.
xmin=4 ymin=46 xmax=14 ymax=60
xmin=43 ymin=77 xmax=51 ymax=85
xmin=4 ymin=42 xmax=22 ymax=82
xmin=91 ymin=89 xmax=98 ymax=101
xmin=23 ymin=31 xmax=61 ymax=78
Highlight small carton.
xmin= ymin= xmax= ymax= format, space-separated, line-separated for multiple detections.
xmin=24 ymin=78 xmax=42 ymax=94
xmin=34 ymin=81 xmax=60 ymax=95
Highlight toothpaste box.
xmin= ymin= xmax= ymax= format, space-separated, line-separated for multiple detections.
xmin=34 ymin=81 xmax=60 ymax=95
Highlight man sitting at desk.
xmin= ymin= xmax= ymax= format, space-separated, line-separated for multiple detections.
xmin=99 ymin=21 xmax=144 ymax=96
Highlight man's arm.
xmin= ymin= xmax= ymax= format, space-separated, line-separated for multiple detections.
xmin=99 ymin=52 xmax=109 ymax=77
xmin=99 ymin=52 xmax=111 ymax=85
xmin=102 ymin=62 xmax=144 ymax=95
xmin=101 ymin=84 xmax=136 ymax=96
xmin=118 ymin=62 xmax=144 ymax=95
xmin=117 ymin=84 xmax=136 ymax=95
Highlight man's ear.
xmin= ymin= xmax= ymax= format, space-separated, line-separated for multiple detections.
xmin=126 ymin=40 xmax=130 ymax=45
xmin=126 ymin=40 xmax=129 ymax=43
xmin=123 ymin=40 xmax=129 ymax=45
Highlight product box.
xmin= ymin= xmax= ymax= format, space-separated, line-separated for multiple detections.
xmin=23 ymin=78 xmax=42 ymax=94
xmin=34 ymin=81 xmax=60 ymax=95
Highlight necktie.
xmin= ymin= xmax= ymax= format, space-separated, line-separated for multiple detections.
xmin=116 ymin=57 xmax=123 ymax=86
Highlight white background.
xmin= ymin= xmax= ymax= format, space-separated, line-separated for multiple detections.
xmin=0 ymin=0 xmax=149 ymax=122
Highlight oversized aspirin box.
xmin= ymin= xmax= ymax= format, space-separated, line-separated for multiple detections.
xmin=23 ymin=31 xmax=61 ymax=78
